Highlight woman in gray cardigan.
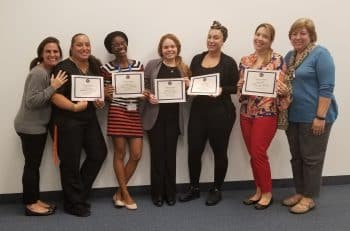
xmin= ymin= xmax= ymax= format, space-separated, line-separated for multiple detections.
xmin=141 ymin=34 xmax=190 ymax=207
xmin=14 ymin=37 xmax=67 ymax=216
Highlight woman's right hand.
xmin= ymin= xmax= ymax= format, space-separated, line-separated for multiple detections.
xmin=236 ymin=78 xmax=244 ymax=98
xmin=183 ymin=77 xmax=190 ymax=88
xmin=104 ymin=84 xmax=114 ymax=101
xmin=237 ymin=78 xmax=244 ymax=89
xmin=51 ymin=70 xmax=68 ymax=90
xmin=72 ymin=101 xmax=88 ymax=112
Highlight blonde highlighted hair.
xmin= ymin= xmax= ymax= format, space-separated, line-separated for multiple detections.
xmin=288 ymin=18 xmax=317 ymax=43
xmin=255 ymin=23 xmax=275 ymax=65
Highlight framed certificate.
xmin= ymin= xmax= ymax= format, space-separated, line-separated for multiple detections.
xmin=112 ymin=71 xmax=144 ymax=98
xmin=154 ymin=78 xmax=186 ymax=103
xmin=187 ymin=73 xmax=220 ymax=95
xmin=71 ymin=75 xmax=104 ymax=101
xmin=242 ymin=69 xmax=279 ymax=97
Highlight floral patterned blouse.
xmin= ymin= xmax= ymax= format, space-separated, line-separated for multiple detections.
xmin=239 ymin=52 xmax=287 ymax=118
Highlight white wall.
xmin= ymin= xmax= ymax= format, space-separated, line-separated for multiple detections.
xmin=1 ymin=0 xmax=349 ymax=194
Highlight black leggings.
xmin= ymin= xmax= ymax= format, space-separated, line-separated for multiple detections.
xmin=187 ymin=100 xmax=235 ymax=189
xmin=18 ymin=132 xmax=48 ymax=205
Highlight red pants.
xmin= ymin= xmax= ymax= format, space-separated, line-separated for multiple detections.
xmin=240 ymin=115 xmax=277 ymax=193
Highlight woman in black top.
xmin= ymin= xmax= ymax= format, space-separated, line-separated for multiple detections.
xmin=179 ymin=21 xmax=239 ymax=206
xmin=51 ymin=34 xmax=107 ymax=217
xmin=141 ymin=34 xmax=190 ymax=207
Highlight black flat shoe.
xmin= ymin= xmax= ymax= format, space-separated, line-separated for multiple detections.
xmin=44 ymin=202 xmax=57 ymax=211
xmin=179 ymin=187 xmax=200 ymax=202
xmin=152 ymin=196 xmax=164 ymax=207
xmin=254 ymin=198 xmax=273 ymax=210
xmin=165 ymin=198 xmax=176 ymax=206
xmin=152 ymin=199 xmax=164 ymax=207
xmin=242 ymin=198 xmax=260 ymax=205
xmin=206 ymin=188 xmax=222 ymax=206
xmin=25 ymin=207 xmax=54 ymax=216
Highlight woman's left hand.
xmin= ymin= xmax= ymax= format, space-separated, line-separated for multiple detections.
xmin=312 ymin=118 xmax=326 ymax=136
xmin=94 ymin=99 xmax=105 ymax=109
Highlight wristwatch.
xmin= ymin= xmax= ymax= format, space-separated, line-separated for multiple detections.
xmin=316 ymin=115 xmax=326 ymax=120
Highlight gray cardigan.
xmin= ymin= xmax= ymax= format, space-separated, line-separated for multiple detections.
xmin=14 ymin=65 xmax=56 ymax=134
xmin=140 ymin=59 xmax=186 ymax=134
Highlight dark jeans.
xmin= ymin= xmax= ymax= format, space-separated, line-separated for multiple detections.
xmin=18 ymin=132 xmax=48 ymax=205
xmin=286 ymin=122 xmax=333 ymax=197
xmin=187 ymin=100 xmax=235 ymax=190
xmin=57 ymin=115 xmax=107 ymax=209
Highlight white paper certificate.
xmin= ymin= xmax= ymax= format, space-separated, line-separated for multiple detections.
xmin=71 ymin=75 xmax=104 ymax=101
xmin=187 ymin=73 xmax=220 ymax=95
xmin=242 ymin=69 xmax=279 ymax=97
xmin=154 ymin=78 xmax=186 ymax=103
xmin=112 ymin=71 xmax=144 ymax=98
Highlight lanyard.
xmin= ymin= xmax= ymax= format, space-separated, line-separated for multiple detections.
xmin=115 ymin=64 xmax=132 ymax=72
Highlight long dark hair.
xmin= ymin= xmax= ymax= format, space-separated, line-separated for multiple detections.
xmin=29 ymin=37 xmax=62 ymax=70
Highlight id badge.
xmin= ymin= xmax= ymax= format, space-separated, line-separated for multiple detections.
xmin=126 ymin=103 xmax=137 ymax=111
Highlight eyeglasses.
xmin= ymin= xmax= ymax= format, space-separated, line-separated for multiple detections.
xmin=111 ymin=42 xmax=127 ymax=49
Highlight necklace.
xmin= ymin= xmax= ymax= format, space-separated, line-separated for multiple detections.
xmin=70 ymin=57 xmax=89 ymax=75
xmin=163 ymin=60 xmax=176 ymax=73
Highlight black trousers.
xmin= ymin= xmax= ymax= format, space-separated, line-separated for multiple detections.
xmin=57 ymin=115 xmax=107 ymax=208
xmin=18 ymin=132 xmax=48 ymax=205
xmin=148 ymin=110 xmax=179 ymax=199
xmin=187 ymin=99 xmax=235 ymax=189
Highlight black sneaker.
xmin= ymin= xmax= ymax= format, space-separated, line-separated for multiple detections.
xmin=179 ymin=186 xmax=200 ymax=202
xmin=206 ymin=188 xmax=222 ymax=206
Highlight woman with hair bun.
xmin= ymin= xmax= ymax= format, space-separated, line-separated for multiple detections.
xmin=179 ymin=21 xmax=239 ymax=206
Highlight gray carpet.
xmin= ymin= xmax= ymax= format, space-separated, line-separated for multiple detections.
xmin=1 ymin=185 xmax=349 ymax=231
